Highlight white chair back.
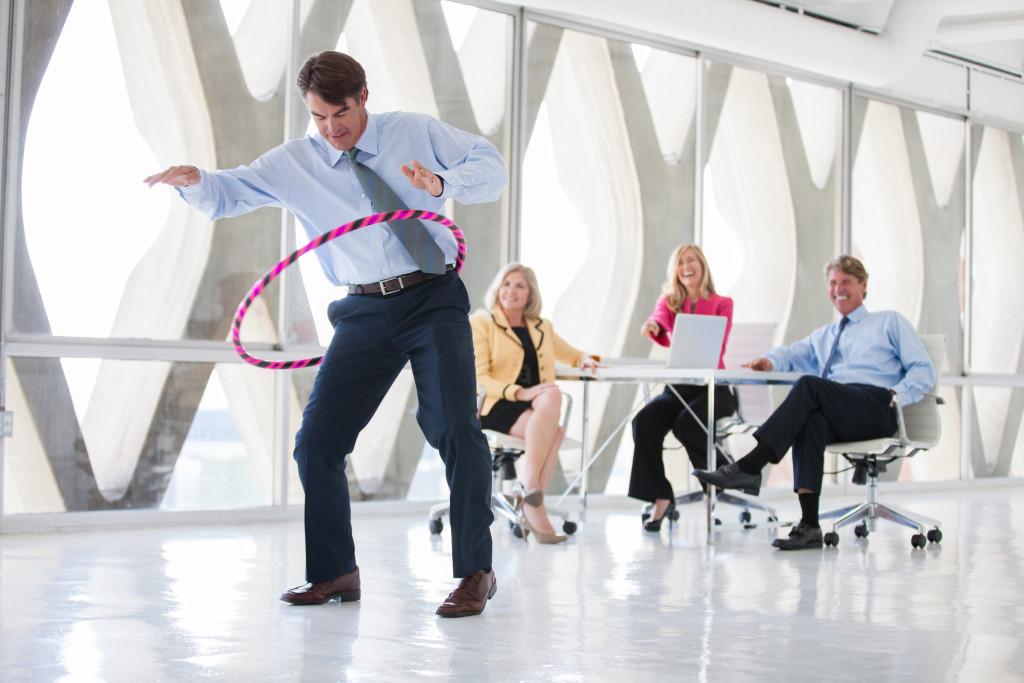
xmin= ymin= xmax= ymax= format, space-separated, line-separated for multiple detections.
xmin=722 ymin=322 xmax=777 ymax=424
xmin=899 ymin=334 xmax=945 ymax=449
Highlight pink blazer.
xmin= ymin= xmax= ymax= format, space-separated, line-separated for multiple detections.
xmin=647 ymin=293 xmax=733 ymax=369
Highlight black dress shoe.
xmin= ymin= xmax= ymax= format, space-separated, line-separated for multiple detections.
xmin=280 ymin=567 xmax=361 ymax=605
xmin=772 ymin=523 xmax=823 ymax=550
xmin=693 ymin=463 xmax=761 ymax=496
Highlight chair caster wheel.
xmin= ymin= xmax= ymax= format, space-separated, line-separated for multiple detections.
xmin=823 ymin=531 xmax=839 ymax=546
xmin=669 ymin=509 xmax=680 ymax=522
xmin=563 ymin=521 xmax=577 ymax=535
xmin=739 ymin=510 xmax=752 ymax=524
xmin=854 ymin=522 xmax=869 ymax=538
xmin=512 ymin=524 xmax=525 ymax=539
xmin=911 ymin=533 xmax=927 ymax=548
xmin=641 ymin=512 xmax=651 ymax=522
xmin=927 ymin=528 xmax=942 ymax=543
xmin=429 ymin=519 xmax=443 ymax=535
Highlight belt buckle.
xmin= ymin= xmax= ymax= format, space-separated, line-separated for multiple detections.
xmin=379 ymin=275 xmax=404 ymax=295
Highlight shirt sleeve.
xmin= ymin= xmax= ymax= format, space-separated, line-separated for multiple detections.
xmin=647 ymin=297 xmax=675 ymax=348
xmin=550 ymin=327 xmax=597 ymax=367
xmin=889 ymin=314 xmax=937 ymax=397
xmin=425 ymin=118 xmax=509 ymax=205
xmin=470 ymin=315 xmax=521 ymax=406
xmin=178 ymin=147 xmax=290 ymax=221
xmin=765 ymin=331 xmax=823 ymax=374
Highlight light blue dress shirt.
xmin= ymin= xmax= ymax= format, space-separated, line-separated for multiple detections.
xmin=764 ymin=305 xmax=936 ymax=402
xmin=179 ymin=111 xmax=508 ymax=286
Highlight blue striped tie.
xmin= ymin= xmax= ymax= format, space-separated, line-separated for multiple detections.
xmin=820 ymin=316 xmax=849 ymax=379
xmin=346 ymin=149 xmax=446 ymax=274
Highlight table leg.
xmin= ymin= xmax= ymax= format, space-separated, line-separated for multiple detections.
xmin=579 ymin=380 xmax=590 ymax=521
xmin=705 ymin=376 xmax=716 ymax=544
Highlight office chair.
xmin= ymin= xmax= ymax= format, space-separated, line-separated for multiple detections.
xmin=641 ymin=322 xmax=779 ymax=528
xmin=820 ymin=334 xmax=945 ymax=548
xmin=428 ymin=386 xmax=578 ymax=538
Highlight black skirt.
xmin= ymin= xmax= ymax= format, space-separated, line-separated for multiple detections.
xmin=480 ymin=399 xmax=532 ymax=434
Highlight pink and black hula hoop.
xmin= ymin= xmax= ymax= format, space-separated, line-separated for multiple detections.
xmin=231 ymin=209 xmax=465 ymax=370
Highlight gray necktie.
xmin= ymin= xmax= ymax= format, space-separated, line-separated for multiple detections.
xmin=820 ymin=316 xmax=850 ymax=379
xmin=346 ymin=149 xmax=446 ymax=274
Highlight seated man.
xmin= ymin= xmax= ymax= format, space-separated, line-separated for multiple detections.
xmin=694 ymin=255 xmax=935 ymax=550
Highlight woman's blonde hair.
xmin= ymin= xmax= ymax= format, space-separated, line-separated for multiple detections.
xmin=485 ymin=262 xmax=543 ymax=319
xmin=662 ymin=244 xmax=716 ymax=313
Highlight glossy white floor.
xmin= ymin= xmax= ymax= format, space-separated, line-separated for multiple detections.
xmin=2 ymin=482 xmax=1023 ymax=682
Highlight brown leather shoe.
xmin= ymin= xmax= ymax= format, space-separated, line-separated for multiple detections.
xmin=280 ymin=567 xmax=361 ymax=605
xmin=435 ymin=569 xmax=497 ymax=618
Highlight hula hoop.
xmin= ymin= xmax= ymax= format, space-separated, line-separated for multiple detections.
xmin=231 ymin=209 xmax=465 ymax=370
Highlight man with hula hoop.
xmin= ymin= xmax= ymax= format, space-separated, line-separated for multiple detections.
xmin=145 ymin=51 xmax=507 ymax=617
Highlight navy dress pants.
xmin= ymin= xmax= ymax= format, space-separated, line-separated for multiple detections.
xmin=753 ymin=376 xmax=898 ymax=492
xmin=629 ymin=384 xmax=737 ymax=502
xmin=293 ymin=270 xmax=494 ymax=581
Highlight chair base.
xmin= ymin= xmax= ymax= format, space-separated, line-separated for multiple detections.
xmin=428 ymin=492 xmax=576 ymax=538
xmin=429 ymin=447 xmax=577 ymax=540
xmin=642 ymin=488 xmax=777 ymax=528
xmin=819 ymin=477 xmax=942 ymax=547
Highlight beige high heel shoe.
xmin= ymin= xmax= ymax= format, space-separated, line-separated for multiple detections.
xmin=512 ymin=483 xmax=544 ymax=511
xmin=518 ymin=510 xmax=568 ymax=545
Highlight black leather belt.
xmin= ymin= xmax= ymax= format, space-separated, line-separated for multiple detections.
xmin=347 ymin=264 xmax=455 ymax=296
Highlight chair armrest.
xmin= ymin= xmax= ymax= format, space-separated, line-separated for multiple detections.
xmin=892 ymin=390 xmax=943 ymax=445
xmin=893 ymin=390 xmax=944 ymax=406
xmin=561 ymin=393 xmax=573 ymax=433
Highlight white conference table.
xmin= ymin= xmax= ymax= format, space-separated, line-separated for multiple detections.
xmin=556 ymin=363 xmax=805 ymax=544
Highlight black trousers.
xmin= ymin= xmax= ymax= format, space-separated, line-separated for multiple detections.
xmin=628 ymin=384 xmax=737 ymax=502
xmin=754 ymin=376 xmax=898 ymax=492
xmin=292 ymin=271 xmax=493 ymax=581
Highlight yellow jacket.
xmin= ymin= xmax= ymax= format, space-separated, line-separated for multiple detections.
xmin=470 ymin=306 xmax=597 ymax=416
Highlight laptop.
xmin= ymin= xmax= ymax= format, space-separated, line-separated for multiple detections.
xmin=664 ymin=313 xmax=727 ymax=368
xmin=597 ymin=313 xmax=727 ymax=370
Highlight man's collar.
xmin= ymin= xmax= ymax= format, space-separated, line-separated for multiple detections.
xmin=845 ymin=305 xmax=868 ymax=322
xmin=324 ymin=111 xmax=377 ymax=167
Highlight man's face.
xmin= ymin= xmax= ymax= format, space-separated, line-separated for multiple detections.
xmin=304 ymin=89 xmax=368 ymax=151
xmin=827 ymin=268 xmax=866 ymax=317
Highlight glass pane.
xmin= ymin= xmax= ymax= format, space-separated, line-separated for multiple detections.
xmin=705 ymin=64 xmax=842 ymax=344
xmin=18 ymin=0 xmax=286 ymax=342
xmin=851 ymin=98 xmax=965 ymax=369
xmin=970 ymin=126 xmax=1024 ymax=374
xmin=970 ymin=386 xmax=1024 ymax=478
xmin=520 ymin=26 xmax=698 ymax=492
xmin=3 ymin=358 xmax=275 ymax=514
xmin=290 ymin=1 xmax=515 ymax=348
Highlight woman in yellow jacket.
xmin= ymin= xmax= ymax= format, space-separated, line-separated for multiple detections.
xmin=470 ymin=263 xmax=600 ymax=543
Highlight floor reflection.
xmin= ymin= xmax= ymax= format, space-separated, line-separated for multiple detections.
xmin=1 ymin=483 xmax=1022 ymax=680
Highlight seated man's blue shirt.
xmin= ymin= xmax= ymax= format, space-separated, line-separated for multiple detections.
xmin=764 ymin=305 xmax=935 ymax=401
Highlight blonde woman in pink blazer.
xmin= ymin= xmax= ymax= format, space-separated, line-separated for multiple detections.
xmin=628 ymin=245 xmax=736 ymax=532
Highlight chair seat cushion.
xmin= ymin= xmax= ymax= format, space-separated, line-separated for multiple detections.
xmin=825 ymin=436 xmax=899 ymax=455
xmin=483 ymin=429 xmax=582 ymax=451
xmin=483 ymin=430 xmax=526 ymax=451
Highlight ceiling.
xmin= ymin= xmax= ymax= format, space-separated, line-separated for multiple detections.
xmin=776 ymin=0 xmax=1024 ymax=77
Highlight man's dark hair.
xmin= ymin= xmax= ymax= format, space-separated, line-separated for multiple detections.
xmin=296 ymin=51 xmax=367 ymax=104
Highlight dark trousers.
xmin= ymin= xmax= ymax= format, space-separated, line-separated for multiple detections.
xmin=293 ymin=271 xmax=493 ymax=581
xmin=754 ymin=376 xmax=898 ymax=492
xmin=628 ymin=384 xmax=737 ymax=502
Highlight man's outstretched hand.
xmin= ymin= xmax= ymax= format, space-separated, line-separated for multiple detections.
xmin=401 ymin=160 xmax=443 ymax=197
xmin=144 ymin=165 xmax=200 ymax=188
